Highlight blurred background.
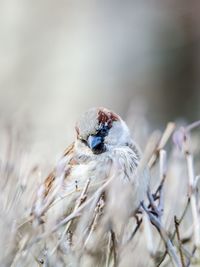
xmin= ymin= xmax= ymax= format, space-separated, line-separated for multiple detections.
xmin=0 ymin=0 xmax=200 ymax=161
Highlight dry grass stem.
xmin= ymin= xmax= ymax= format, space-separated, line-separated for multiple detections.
xmin=1 ymin=119 xmax=200 ymax=267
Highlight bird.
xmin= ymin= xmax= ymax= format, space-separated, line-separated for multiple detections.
xmin=31 ymin=107 xmax=149 ymax=266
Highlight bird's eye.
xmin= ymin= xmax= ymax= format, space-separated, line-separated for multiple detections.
xmin=98 ymin=124 xmax=109 ymax=137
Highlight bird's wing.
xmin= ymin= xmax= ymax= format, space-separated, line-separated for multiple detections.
xmin=44 ymin=142 xmax=76 ymax=197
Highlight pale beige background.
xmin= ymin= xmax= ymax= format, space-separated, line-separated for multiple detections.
xmin=0 ymin=0 xmax=200 ymax=158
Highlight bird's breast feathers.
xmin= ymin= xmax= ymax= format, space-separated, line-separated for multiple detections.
xmin=61 ymin=144 xmax=140 ymax=193
xmin=44 ymin=140 xmax=143 ymax=202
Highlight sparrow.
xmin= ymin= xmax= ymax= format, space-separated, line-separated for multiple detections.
xmin=31 ymin=107 xmax=149 ymax=266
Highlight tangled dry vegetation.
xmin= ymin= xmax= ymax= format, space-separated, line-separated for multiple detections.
xmin=0 ymin=118 xmax=200 ymax=267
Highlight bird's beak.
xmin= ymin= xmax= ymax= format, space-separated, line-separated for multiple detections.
xmin=87 ymin=135 xmax=102 ymax=150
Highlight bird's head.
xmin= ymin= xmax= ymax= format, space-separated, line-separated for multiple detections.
xmin=75 ymin=107 xmax=131 ymax=154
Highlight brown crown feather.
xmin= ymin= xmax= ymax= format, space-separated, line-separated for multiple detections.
xmin=97 ymin=108 xmax=119 ymax=127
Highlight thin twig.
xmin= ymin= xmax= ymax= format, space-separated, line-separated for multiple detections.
xmin=148 ymin=122 xmax=175 ymax=169
xmin=106 ymin=231 xmax=112 ymax=267
xmin=183 ymin=133 xmax=200 ymax=247
xmin=127 ymin=217 xmax=143 ymax=243
xmin=143 ymin=211 xmax=155 ymax=257
xmin=83 ymin=194 xmax=105 ymax=247
xmin=158 ymin=150 xmax=166 ymax=216
xmin=186 ymin=120 xmax=200 ymax=132
xmin=111 ymin=230 xmax=117 ymax=267
xmin=186 ymin=246 xmax=197 ymax=267
xmin=174 ymin=216 xmax=186 ymax=267
xmin=51 ymin=178 xmax=91 ymax=255
xmin=142 ymin=203 xmax=181 ymax=267
xmin=157 ymin=199 xmax=190 ymax=267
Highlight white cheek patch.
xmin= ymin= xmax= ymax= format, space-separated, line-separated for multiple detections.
xmin=105 ymin=121 xmax=131 ymax=146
